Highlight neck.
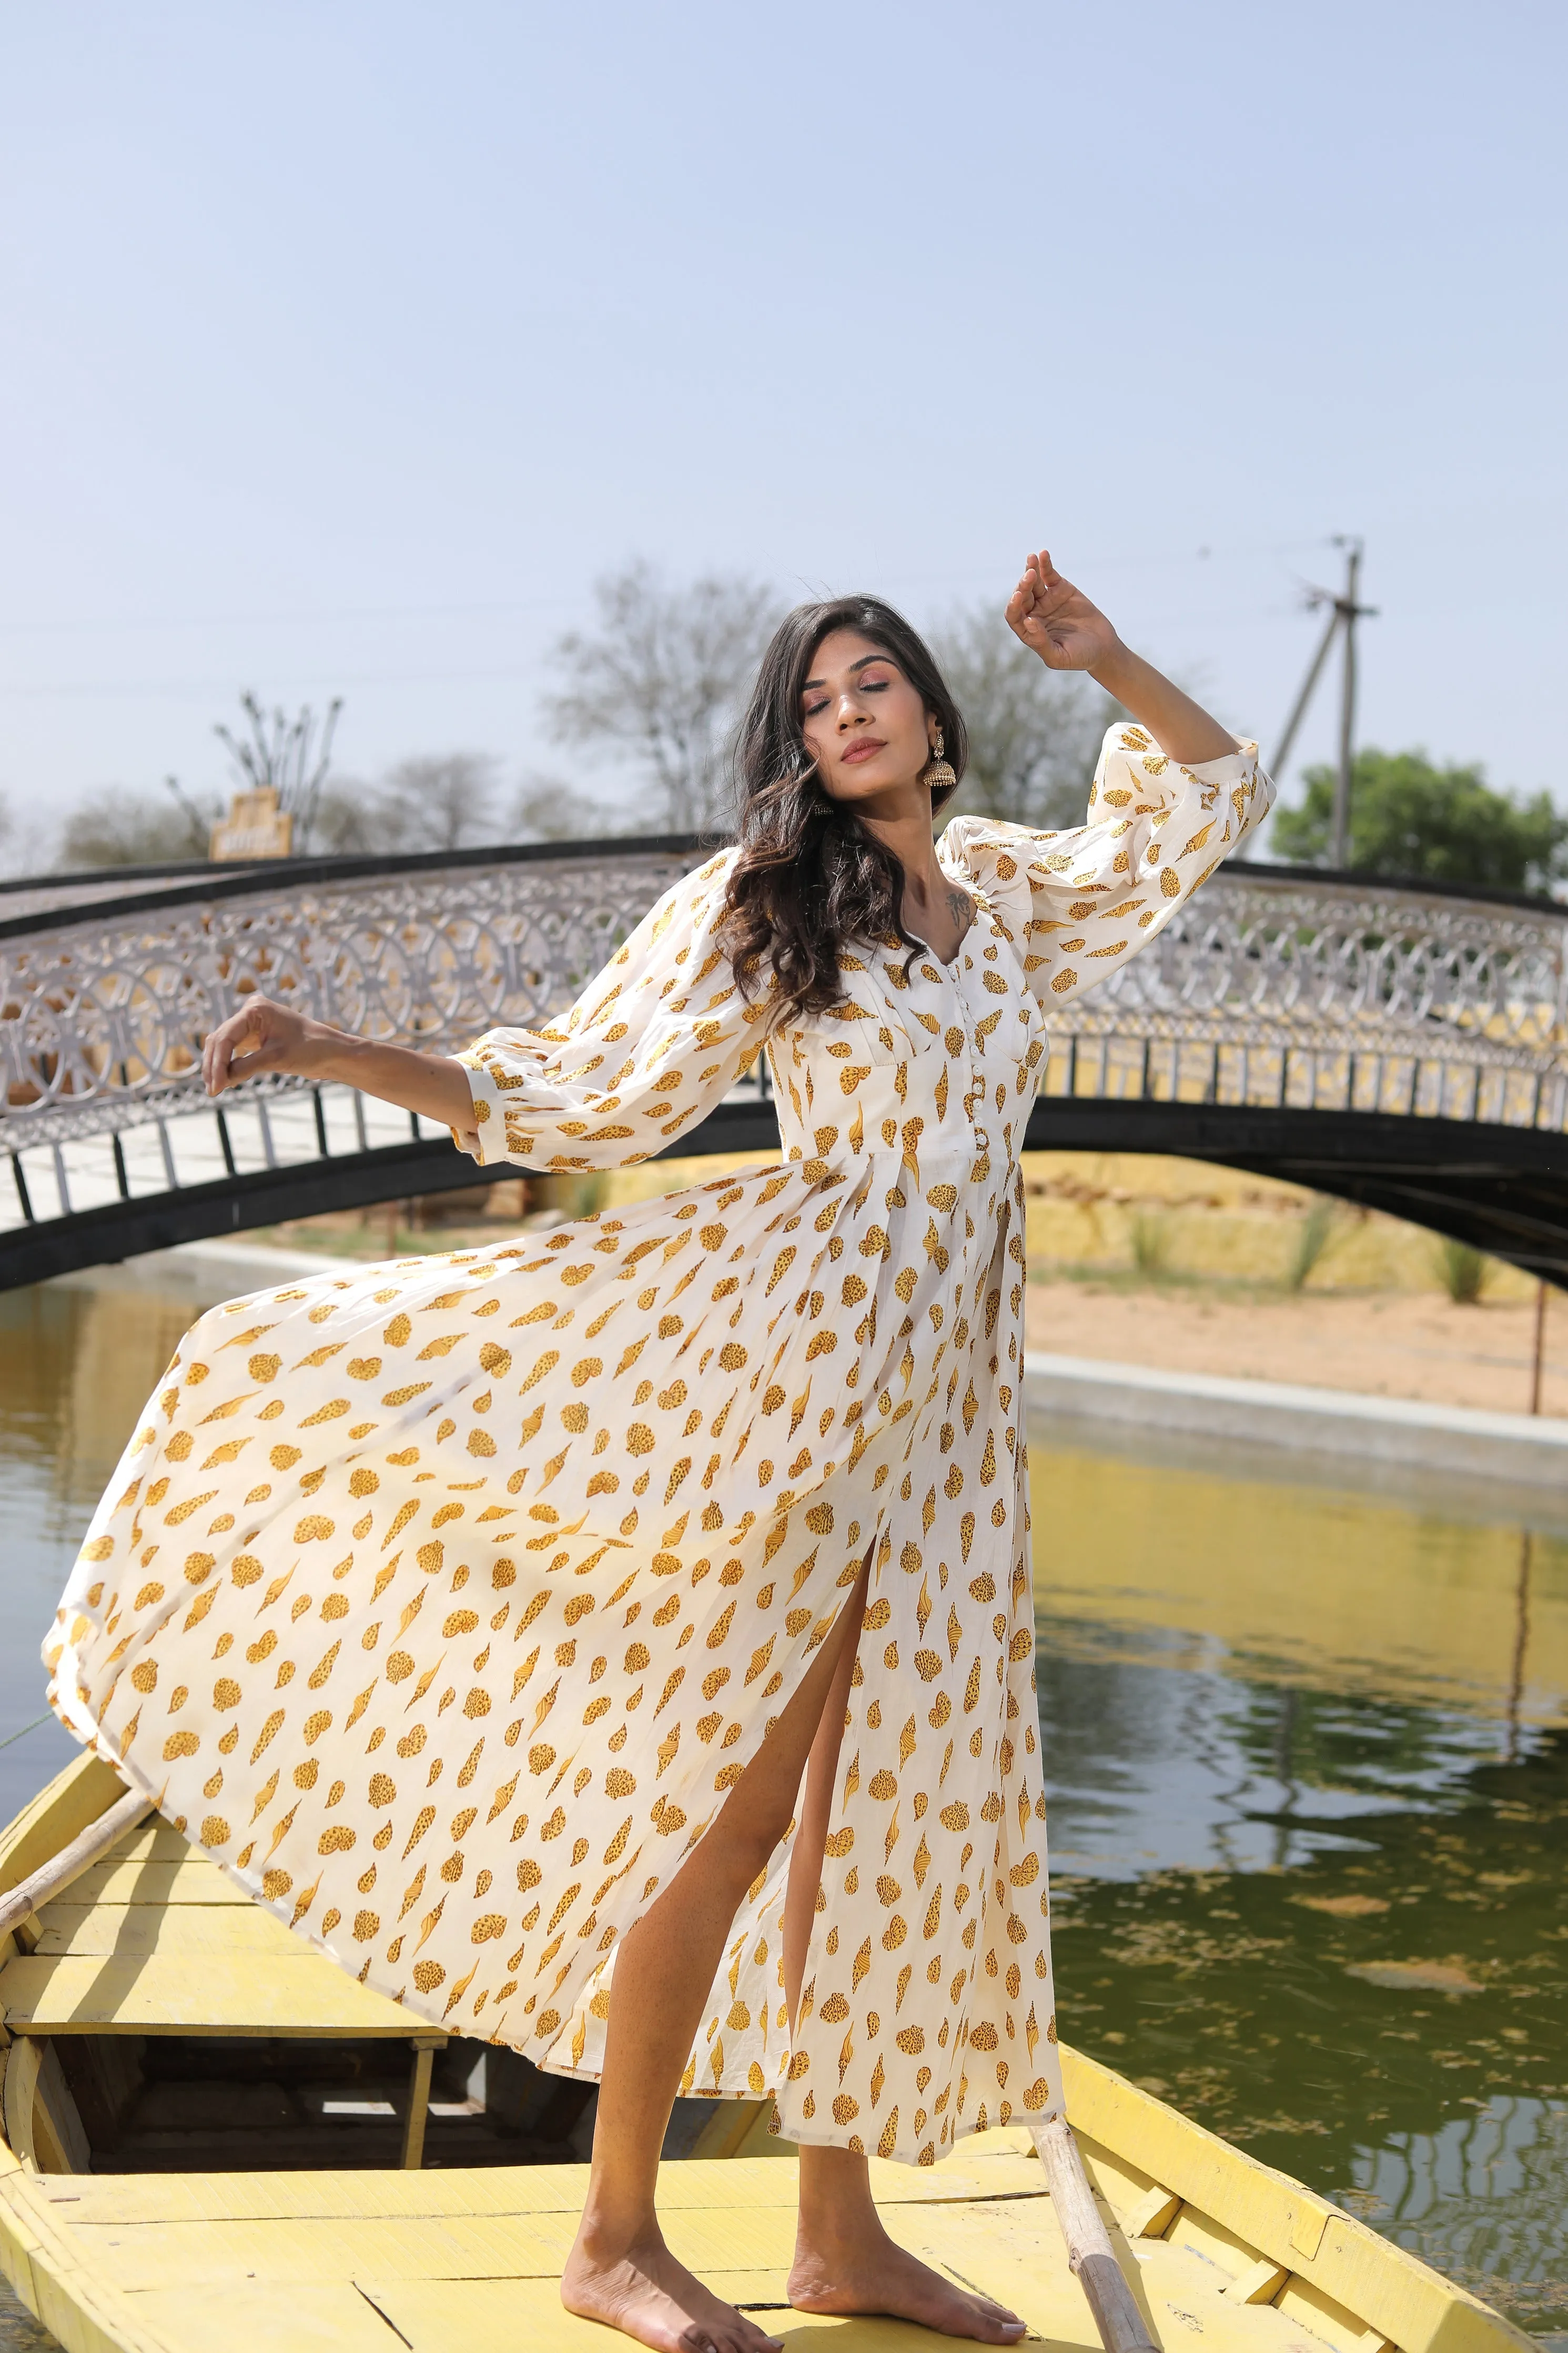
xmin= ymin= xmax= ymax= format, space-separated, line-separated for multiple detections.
xmin=855 ymin=789 xmax=941 ymax=905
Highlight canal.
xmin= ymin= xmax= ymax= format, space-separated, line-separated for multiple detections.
xmin=1 ymin=1259 xmax=1564 ymax=2345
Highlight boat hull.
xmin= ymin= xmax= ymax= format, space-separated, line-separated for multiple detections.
xmin=0 ymin=1757 xmax=1533 ymax=2353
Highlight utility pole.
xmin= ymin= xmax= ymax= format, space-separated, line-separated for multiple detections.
xmin=1331 ymin=539 xmax=1362 ymax=869
xmin=1271 ymin=538 xmax=1378 ymax=868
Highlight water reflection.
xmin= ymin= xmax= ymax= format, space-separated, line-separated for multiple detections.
xmin=0 ymin=1273 xmax=204 ymax=1817
xmin=1034 ymin=1635 xmax=1523 ymax=1878
xmin=0 ymin=1264 xmax=1563 ymax=2336
xmin=1350 ymin=2097 xmax=1568 ymax=2332
xmin=1030 ymin=1433 xmax=1567 ymax=2341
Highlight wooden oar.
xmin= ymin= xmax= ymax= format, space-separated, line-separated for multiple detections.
xmin=0 ymin=1786 xmax=154 ymax=1943
xmin=1036 ymin=2116 xmax=1158 ymax=2353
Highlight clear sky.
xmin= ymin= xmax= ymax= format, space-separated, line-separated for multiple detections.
xmin=3 ymin=2 xmax=1563 ymax=855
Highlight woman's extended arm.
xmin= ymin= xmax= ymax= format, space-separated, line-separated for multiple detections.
xmin=1005 ymin=548 xmax=1237 ymax=765
xmin=201 ymin=997 xmax=473 ymax=1127
xmin=199 ymin=849 xmax=767 ymax=1171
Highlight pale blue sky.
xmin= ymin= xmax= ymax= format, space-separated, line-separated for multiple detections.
xmin=2 ymin=2 xmax=1563 ymax=851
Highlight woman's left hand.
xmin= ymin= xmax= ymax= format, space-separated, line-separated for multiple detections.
xmin=1005 ymin=548 xmax=1120 ymax=673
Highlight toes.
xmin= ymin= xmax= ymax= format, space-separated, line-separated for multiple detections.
xmin=972 ymin=2295 xmax=1026 ymax=2340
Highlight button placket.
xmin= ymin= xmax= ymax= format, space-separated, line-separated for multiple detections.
xmin=949 ymin=956 xmax=990 ymax=1153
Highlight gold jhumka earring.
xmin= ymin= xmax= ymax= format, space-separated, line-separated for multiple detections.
xmin=922 ymin=727 xmax=956 ymax=795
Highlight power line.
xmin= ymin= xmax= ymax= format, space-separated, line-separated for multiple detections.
xmin=0 ymin=535 xmax=1339 ymax=642
xmin=0 ymin=1711 xmax=53 ymax=1753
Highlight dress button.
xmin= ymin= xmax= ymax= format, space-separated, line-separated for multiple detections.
xmin=973 ymin=1126 xmax=991 ymax=1152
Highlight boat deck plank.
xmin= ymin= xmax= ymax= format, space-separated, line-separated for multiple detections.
xmin=31 ymin=2147 xmax=1050 ymax=2224
xmin=118 ymin=2281 xmax=404 ymax=2351
xmin=97 ymin=1825 xmax=200 ymax=1866
xmin=31 ymin=1902 xmax=314 ymax=1958
xmin=352 ymin=2275 xmax=1009 ymax=2353
xmin=0 ymin=1953 xmax=417 ymax=2038
xmin=52 ymin=1858 xmax=254 ymax=1907
xmin=9 ymin=2150 xmax=1358 ymax=2353
xmin=4 ymin=2133 xmax=1540 ymax=2353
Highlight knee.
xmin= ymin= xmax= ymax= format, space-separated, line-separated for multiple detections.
xmin=737 ymin=1807 xmax=794 ymax=1889
xmin=716 ymin=1788 xmax=794 ymax=1896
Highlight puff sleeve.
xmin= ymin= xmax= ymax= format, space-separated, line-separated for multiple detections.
xmin=453 ymin=848 xmax=769 ymax=1170
xmin=939 ymin=722 xmax=1274 ymax=1009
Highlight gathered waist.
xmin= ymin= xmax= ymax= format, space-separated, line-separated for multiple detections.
xmin=781 ymin=1134 xmax=1011 ymax=1183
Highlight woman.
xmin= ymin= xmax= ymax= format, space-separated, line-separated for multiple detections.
xmin=48 ymin=551 xmax=1270 ymax=2353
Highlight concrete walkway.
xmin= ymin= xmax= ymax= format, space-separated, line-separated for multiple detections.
xmin=1024 ymin=1350 xmax=1568 ymax=1490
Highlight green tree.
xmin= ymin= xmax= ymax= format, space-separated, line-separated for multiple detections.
xmin=1272 ymin=749 xmax=1567 ymax=893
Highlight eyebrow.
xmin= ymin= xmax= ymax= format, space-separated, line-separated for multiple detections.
xmin=802 ymin=654 xmax=898 ymax=690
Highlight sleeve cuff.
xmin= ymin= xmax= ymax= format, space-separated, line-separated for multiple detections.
xmin=452 ymin=1052 xmax=508 ymax=1166
xmin=1183 ymin=739 xmax=1258 ymax=785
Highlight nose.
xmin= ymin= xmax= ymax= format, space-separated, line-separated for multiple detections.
xmin=836 ymin=693 xmax=872 ymax=731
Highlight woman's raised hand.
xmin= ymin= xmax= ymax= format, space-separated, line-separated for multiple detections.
xmin=202 ymin=994 xmax=328 ymax=1098
xmin=1005 ymin=549 xmax=1121 ymax=672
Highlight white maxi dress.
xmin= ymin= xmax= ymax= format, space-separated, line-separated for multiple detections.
xmin=47 ymin=723 xmax=1271 ymax=2166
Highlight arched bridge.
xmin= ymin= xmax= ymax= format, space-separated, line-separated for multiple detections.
xmin=3 ymin=838 xmax=1565 ymax=1292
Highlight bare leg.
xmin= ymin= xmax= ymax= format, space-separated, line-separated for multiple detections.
xmin=778 ymin=1555 xmax=865 ymax=2026
xmin=561 ymin=1581 xmax=866 ymax=2353
xmin=781 ymin=1572 xmax=1027 ymax=2344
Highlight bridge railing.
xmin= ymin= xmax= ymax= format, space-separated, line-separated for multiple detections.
xmin=1038 ymin=866 xmax=1568 ymax=1132
xmin=2 ymin=839 xmax=1565 ymax=1244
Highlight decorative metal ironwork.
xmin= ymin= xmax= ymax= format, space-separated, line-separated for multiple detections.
xmin=2 ymin=849 xmax=694 ymax=1152
xmin=1043 ymin=867 xmax=1568 ymax=1133
xmin=4 ymin=843 xmax=1567 ymax=1288
xmin=3 ymin=848 xmax=1565 ymax=1158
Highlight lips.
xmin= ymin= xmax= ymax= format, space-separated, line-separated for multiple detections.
xmin=840 ymin=739 xmax=886 ymax=766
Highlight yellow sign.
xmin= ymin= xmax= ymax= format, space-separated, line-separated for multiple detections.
xmin=210 ymin=786 xmax=293 ymax=862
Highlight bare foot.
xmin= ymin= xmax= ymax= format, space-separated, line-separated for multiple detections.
xmin=562 ymin=2227 xmax=785 ymax=2353
xmin=790 ymin=2219 xmax=1028 ymax=2343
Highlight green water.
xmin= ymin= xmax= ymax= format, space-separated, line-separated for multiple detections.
xmin=0 ymin=1262 xmax=1564 ymax=2342
xmin=1031 ymin=1433 xmax=1568 ymax=2343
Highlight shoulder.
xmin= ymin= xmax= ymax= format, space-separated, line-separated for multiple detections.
xmin=937 ymin=816 xmax=1035 ymax=891
xmin=641 ymin=846 xmax=740 ymax=941
xmin=680 ymin=844 xmax=742 ymax=914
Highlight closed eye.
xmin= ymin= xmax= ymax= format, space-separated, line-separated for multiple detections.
xmin=802 ymin=672 xmax=893 ymax=719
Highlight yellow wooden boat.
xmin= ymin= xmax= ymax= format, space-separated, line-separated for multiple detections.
xmin=0 ymin=1756 xmax=1534 ymax=2353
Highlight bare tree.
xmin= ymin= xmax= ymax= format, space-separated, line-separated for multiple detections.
xmin=512 ymin=775 xmax=643 ymax=843
xmin=934 ymin=606 xmax=1118 ymax=831
xmin=306 ymin=781 xmax=382 ymax=857
xmin=375 ymin=753 xmax=499 ymax=852
xmin=542 ymin=561 xmax=784 ymax=831
xmin=215 ymin=690 xmax=343 ymax=852
xmin=300 ymin=755 xmax=502 ymax=857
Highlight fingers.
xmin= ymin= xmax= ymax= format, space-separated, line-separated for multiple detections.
xmin=1008 ymin=550 xmax=1065 ymax=622
xmin=202 ymin=999 xmax=272 ymax=1098
xmin=1006 ymin=558 xmax=1043 ymax=635
xmin=203 ymin=1014 xmax=238 ymax=1098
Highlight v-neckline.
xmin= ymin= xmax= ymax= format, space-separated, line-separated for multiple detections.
xmin=908 ymin=888 xmax=982 ymax=972
xmin=931 ymin=888 xmax=988 ymax=971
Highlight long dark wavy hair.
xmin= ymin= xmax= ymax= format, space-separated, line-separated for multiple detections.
xmin=719 ymin=595 xmax=967 ymax=1025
